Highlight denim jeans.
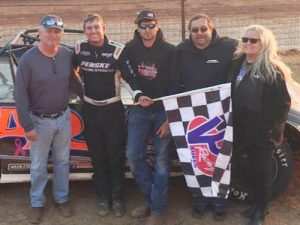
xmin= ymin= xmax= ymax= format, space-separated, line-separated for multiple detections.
xmin=29 ymin=108 xmax=71 ymax=207
xmin=126 ymin=106 xmax=171 ymax=213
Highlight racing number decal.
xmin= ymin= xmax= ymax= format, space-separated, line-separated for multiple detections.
xmin=0 ymin=107 xmax=88 ymax=152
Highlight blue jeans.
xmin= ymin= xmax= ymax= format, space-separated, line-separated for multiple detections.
xmin=126 ymin=106 xmax=171 ymax=213
xmin=30 ymin=108 xmax=71 ymax=207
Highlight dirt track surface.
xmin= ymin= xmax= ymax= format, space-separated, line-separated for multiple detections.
xmin=1 ymin=0 xmax=300 ymax=49
xmin=1 ymin=175 xmax=300 ymax=225
xmin=0 ymin=0 xmax=300 ymax=25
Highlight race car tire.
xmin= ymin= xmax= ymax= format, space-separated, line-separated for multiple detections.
xmin=230 ymin=141 xmax=294 ymax=202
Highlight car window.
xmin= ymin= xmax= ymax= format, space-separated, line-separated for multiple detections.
xmin=0 ymin=57 xmax=14 ymax=102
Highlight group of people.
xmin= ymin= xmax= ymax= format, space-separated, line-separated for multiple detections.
xmin=15 ymin=9 xmax=291 ymax=225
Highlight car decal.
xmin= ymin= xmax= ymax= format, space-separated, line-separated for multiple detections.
xmin=0 ymin=106 xmax=89 ymax=157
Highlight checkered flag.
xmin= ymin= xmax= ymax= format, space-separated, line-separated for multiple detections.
xmin=161 ymin=83 xmax=233 ymax=198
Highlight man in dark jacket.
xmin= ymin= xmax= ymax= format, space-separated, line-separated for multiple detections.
xmin=178 ymin=14 xmax=236 ymax=91
xmin=177 ymin=13 xmax=237 ymax=221
xmin=125 ymin=10 xmax=179 ymax=225
xmin=74 ymin=13 xmax=142 ymax=217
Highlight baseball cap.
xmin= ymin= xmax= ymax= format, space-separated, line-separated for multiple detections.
xmin=134 ymin=10 xmax=157 ymax=24
xmin=40 ymin=14 xmax=64 ymax=30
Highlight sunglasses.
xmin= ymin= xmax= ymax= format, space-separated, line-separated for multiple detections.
xmin=138 ymin=23 xmax=156 ymax=30
xmin=191 ymin=27 xmax=208 ymax=33
xmin=242 ymin=37 xmax=260 ymax=44
xmin=42 ymin=19 xmax=64 ymax=28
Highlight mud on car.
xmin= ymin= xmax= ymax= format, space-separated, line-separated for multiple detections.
xmin=0 ymin=29 xmax=300 ymax=202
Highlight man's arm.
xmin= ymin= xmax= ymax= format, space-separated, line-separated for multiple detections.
xmin=15 ymin=56 xmax=36 ymax=140
xmin=118 ymin=47 xmax=147 ymax=103
xmin=167 ymin=46 xmax=182 ymax=95
xmin=69 ymin=68 xmax=84 ymax=101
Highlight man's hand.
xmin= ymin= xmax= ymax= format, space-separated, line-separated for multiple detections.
xmin=26 ymin=129 xmax=37 ymax=141
xmin=156 ymin=120 xmax=171 ymax=139
xmin=138 ymin=96 xmax=153 ymax=107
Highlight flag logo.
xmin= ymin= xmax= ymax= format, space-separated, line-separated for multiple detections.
xmin=187 ymin=116 xmax=225 ymax=176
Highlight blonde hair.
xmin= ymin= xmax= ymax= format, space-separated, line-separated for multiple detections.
xmin=235 ymin=24 xmax=291 ymax=82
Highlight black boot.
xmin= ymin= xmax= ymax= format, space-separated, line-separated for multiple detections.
xmin=247 ymin=205 xmax=267 ymax=225
xmin=241 ymin=203 xmax=257 ymax=218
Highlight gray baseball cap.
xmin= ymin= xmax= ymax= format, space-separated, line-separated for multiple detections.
xmin=40 ymin=14 xmax=64 ymax=30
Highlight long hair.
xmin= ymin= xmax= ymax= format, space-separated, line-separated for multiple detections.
xmin=235 ymin=24 xmax=291 ymax=82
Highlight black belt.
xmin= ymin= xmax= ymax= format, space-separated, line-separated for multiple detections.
xmin=32 ymin=109 xmax=66 ymax=119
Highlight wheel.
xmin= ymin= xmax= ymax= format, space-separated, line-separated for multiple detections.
xmin=230 ymin=141 xmax=294 ymax=201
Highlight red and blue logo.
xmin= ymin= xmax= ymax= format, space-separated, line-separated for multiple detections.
xmin=186 ymin=116 xmax=225 ymax=176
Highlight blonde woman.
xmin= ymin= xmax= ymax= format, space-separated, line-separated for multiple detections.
xmin=228 ymin=25 xmax=291 ymax=225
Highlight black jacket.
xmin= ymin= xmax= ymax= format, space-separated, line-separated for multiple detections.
xmin=74 ymin=36 xmax=139 ymax=101
xmin=125 ymin=29 xmax=180 ymax=101
xmin=177 ymin=29 xmax=237 ymax=91
xmin=228 ymin=55 xmax=291 ymax=144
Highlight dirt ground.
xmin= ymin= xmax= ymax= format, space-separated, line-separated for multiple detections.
xmin=1 ymin=173 xmax=300 ymax=225
xmin=1 ymin=0 xmax=300 ymax=47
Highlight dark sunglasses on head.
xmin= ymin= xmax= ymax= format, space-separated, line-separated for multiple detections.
xmin=138 ymin=23 xmax=156 ymax=30
xmin=242 ymin=37 xmax=260 ymax=44
xmin=191 ymin=27 xmax=208 ymax=33
xmin=42 ymin=19 xmax=64 ymax=27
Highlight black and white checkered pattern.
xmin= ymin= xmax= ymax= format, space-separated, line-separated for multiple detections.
xmin=161 ymin=83 xmax=233 ymax=198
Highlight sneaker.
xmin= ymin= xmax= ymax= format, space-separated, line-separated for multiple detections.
xmin=112 ymin=201 xmax=125 ymax=217
xmin=56 ymin=201 xmax=74 ymax=218
xmin=97 ymin=201 xmax=111 ymax=216
xmin=145 ymin=213 xmax=163 ymax=225
xmin=131 ymin=203 xmax=150 ymax=218
xmin=29 ymin=207 xmax=44 ymax=224
xmin=192 ymin=206 xmax=206 ymax=220
xmin=213 ymin=206 xmax=227 ymax=221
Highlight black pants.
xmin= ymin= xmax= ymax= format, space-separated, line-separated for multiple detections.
xmin=247 ymin=143 xmax=273 ymax=209
xmin=82 ymin=101 xmax=125 ymax=202
xmin=235 ymin=142 xmax=273 ymax=209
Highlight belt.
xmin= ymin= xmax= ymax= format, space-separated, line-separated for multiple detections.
xmin=32 ymin=108 xmax=66 ymax=119
xmin=84 ymin=95 xmax=121 ymax=106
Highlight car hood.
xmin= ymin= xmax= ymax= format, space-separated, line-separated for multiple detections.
xmin=287 ymin=79 xmax=300 ymax=111
xmin=286 ymin=79 xmax=300 ymax=129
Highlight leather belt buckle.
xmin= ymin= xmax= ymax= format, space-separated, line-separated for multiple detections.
xmin=33 ymin=109 xmax=65 ymax=119
xmin=48 ymin=113 xmax=60 ymax=119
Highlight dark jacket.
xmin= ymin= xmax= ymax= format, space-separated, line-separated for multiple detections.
xmin=177 ymin=29 xmax=237 ymax=91
xmin=125 ymin=29 xmax=180 ymax=102
xmin=228 ymin=55 xmax=291 ymax=145
xmin=74 ymin=36 xmax=139 ymax=101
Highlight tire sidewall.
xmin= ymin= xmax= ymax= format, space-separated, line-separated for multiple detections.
xmin=230 ymin=141 xmax=294 ymax=201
